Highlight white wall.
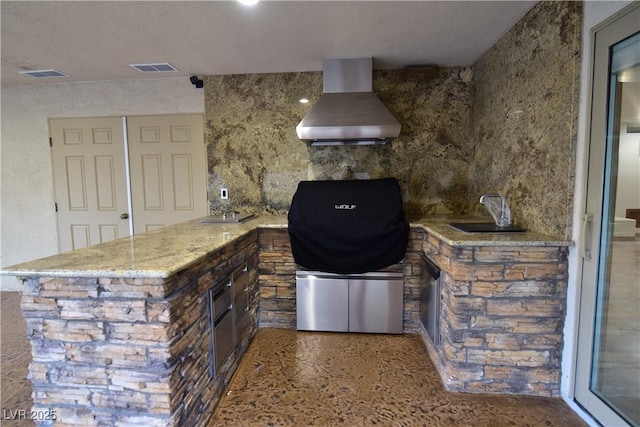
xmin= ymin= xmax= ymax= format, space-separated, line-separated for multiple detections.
xmin=0 ymin=78 xmax=204 ymax=290
xmin=616 ymin=125 xmax=640 ymax=219
xmin=563 ymin=0 xmax=634 ymax=420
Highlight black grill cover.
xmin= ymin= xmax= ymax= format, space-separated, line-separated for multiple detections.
xmin=287 ymin=178 xmax=410 ymax=274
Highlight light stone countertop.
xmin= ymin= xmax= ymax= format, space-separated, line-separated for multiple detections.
xmin=409 ymin=215 xmax=573 ymax=248
xmin=2 ymin=214 xmax=571 ymax=279
xmin=2 ymin=215 xmax=288 ymax=279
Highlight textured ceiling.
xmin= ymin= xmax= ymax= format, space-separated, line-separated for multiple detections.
xmin=1 ymin=0 xmax=538 ymax=86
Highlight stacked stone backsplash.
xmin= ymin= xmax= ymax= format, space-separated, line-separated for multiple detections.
xmin=203 ymin=1 xmax=581 ymax=238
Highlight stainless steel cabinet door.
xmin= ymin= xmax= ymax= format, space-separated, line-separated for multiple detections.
xmin=349 ymin=277 xmax=403 ymax=334
xmin=296 ymin=274 xmax=349 ymax=332
xmin=214 ymin=309 xmax=234 ymax=370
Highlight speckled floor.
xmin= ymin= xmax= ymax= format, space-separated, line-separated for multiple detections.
xmin=209 ymin=328 xmax=587 ymax=427
xmin=0 ymin=292 xmax=34 ymax=427
xmin=1 ymin=291 xmax=587 ymax=427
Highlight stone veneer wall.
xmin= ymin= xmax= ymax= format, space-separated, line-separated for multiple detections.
xmin=19 ymin=232 xmax=259 ymax=426
xmin=19 ymin=223 xmax=569 ymax=426
xmin=421 ymin=231 xmax=568 ymax=397
xmin=258 ymin=227 xmax=568 ymax=397
xmin=257 ymin=228 xmax=297 ymax=328
xmin=258 ymin=228 xmax=423 ymax=332
xmin=204 ymin=68 xmax=474 ymax=219
xmin=469 ymin=1 xmax=582 ymax=238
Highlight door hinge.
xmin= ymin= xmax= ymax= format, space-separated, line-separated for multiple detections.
xmin=54 ymin=203 xmax=58 ymax=212
xmin=49 ymin=137 xmax=53 ymax=147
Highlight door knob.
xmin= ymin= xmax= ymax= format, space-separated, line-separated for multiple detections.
xmin=120 ymin=213 xmax=129 ymax=220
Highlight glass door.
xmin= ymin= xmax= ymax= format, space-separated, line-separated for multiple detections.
xmin=576 ymin=4 xmax=640 ymax=427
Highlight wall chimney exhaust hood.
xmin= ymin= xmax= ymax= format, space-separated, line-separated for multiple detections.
xmin=296 ymin=58 xmax=401 ymax=146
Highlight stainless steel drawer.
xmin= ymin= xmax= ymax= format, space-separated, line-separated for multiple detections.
xmin=209 ymin=280 xmax=234 ymax=376
xmin=234 ymin=285 xmax=248 ymax=315
xmin=211 ymin=282 xmax=231 ymax=321
xmin=233 ymin=265 xmax=249 ymax=298
xmin=213 ymin=309 xmax=234 ymax=370
xmin=235 ymin=310 xmax=250 ymax=340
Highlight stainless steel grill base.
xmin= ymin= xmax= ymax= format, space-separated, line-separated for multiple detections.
xmin=296 ymin=270 xmax=403 ymax=334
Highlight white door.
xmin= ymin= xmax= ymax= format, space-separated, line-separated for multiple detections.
xmin=575 ymin=4 xmax=640 ymax=426
xmin=50 ymin=117 xmax=130 ymax=252
xmin=51 ymin=114 xmax=208 ymax=252
xmin=126 ymin=114 xmax=208 ymax=233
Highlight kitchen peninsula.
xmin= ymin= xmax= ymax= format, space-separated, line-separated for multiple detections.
xmin=2 ymin=215 xmax=570 ymax=426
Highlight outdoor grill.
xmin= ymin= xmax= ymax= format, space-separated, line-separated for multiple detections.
xmin=288 ymin=178 xmax=410 ymax=333
xmin=287 ymin=177 xmax=409 ymax=274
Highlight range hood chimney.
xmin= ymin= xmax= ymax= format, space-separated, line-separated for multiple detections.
xmin=296 ymin=58 xmax=401 ymax=146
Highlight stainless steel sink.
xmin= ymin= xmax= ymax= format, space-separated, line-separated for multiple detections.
xmin=449 ymin=222 xmax=526 ymax=233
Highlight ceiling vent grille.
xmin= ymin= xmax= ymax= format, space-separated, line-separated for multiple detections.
xmin=129 ymin=63 xmax=179 ymax=73
xmin=627 ymin=126 xmax=640 ymax=133
xmin=19 ymin=69 xmax=68 ymax=78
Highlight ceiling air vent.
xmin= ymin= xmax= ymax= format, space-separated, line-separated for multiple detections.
xmin=19 ymin=69 xmax=68 ymax=78
xmin=627 ymin=126 xmax=640 ymax=133
xmin=129 ymin=63 xmax=179 ymax=73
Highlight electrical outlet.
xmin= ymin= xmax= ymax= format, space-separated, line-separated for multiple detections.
xmin=220 ymin=188 xmax=229 ymax=200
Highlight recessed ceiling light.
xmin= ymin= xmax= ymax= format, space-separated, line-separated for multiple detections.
xmin=19 ymin=69 xmax=68 ymax=78
xmin=129 ymin=63 xmax=179 ymax=73
xmin=238 ymin=0 xmax=260 ymax=6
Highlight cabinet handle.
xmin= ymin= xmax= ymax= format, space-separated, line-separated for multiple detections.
xmin=581 ymin=213 xmax=593 ymax=260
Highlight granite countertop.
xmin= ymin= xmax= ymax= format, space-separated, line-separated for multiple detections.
xmin=2 ymin=214 xmax=571 ymax=279
xmin=409 ymin=215 xmax=573 ymax=248
xmin=1 ymin=215 xmax=288 ymax=279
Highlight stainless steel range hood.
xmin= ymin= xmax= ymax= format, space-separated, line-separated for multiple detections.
xmin=296 ymin=58 xmax=401 ymax=146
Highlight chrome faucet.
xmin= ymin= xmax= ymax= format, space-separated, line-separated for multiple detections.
xmin=479 ymin=194 xmax=511 ymax=227
xmin=221 ymin=207 xmax=236 ymax=221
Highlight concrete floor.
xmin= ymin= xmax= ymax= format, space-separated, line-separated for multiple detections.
xmin=0 ymin=292 xmax=34 ymax=427
xmin=208 ymin=328 xmax=586 ymax=426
